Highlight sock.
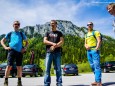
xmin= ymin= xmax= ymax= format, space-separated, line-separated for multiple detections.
xmin=5 ymin=78 xmax=8 ymax=81
xmin=18 ymin=77 xmax=21 ymax=81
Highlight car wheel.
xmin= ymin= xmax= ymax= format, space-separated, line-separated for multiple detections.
xmin=63 ymin=74 xmax=67 ymax=76
xmin=30 ymin=75 xmax=33 ymax=77
xmin=39 ymin=73 xmax=43 ymax=77
xmin=40 ymin=74 xmax=43 ymax=77
xmin=34 ymin=72 xmax=38 ymax=77
xmin=22 ymin=74 xmax=25 ymax=77
xmin=75 ymin=73 xmax=78 ymax=76
xmin=0 ymin=75 xmax=4 ymax=78
xmin=103 ymin=68 xmax=107 ymax=73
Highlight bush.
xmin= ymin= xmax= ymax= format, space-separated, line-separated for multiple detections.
xmin=78 ymin=62 xmax=92 ymax=73
xmin=39 ymin=59 xmax=45 ymax=71
xmin=104 ymin=54 xmax=115 ymax=62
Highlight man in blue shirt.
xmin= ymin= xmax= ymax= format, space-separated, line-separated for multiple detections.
xmin=1 ymin=21 xmax=28 ymax=86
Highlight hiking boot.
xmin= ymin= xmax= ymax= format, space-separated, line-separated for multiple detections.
xmin=96 ymin=82 xmax=102 ymax=86
xmin=17 ymin=80 xmax=22 ymax=86
xmin=56 ymin=83 xmax=63 ymax=86
xmin=4 ymin=80 xmax=8 ymax=86
xmin=91 ymin=82 xmax=97 ymax=86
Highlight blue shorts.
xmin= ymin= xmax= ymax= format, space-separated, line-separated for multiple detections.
xmin=7 ymin=49 xmax=23 ymax=66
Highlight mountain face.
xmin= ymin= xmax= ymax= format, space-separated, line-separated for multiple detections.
xmin=21 ymin=20 xmax=87 ymax=38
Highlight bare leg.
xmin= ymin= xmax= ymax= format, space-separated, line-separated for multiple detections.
xmin=4 ymin=66 xmax=12 ymax=85
xmin=17 ymin=66 xmax=22 ymax=78
xmin=4 ymin=66 xmax=12 ymax=78
xmin=17 ymin=66 xmax=22 ymax=86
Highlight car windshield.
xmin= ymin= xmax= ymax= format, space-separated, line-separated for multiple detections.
xmin=65 ymin=64 xmax=77 ymax=68
xmin=0 ymin=63 xmax=7 ymax=67
xmin=108 ymin=61 xmax=115 ymax=65
xmin=1 ymin=63 xmax=7 ymax=66
xmin=23 ymin=65 xmax=34 ymax=68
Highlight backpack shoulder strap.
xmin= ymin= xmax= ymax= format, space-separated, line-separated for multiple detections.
xmin=92 ymin=31 xmax=96 ymax=40
xmin=85 ymin=33 xmax=88 ymax=38
xmin=7 ymin=32 xmax=12 ymax=38
xmin=7 ymin=32 xmax=12 ymax=42
xmin=92 ymin=31 xmax=102 ymax=41
xmin=19 ymin=32 xmax=23 ymax=40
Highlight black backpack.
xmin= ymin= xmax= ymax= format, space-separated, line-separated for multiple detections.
xmin=5 ymin=32 xmax=24 ymax=58
xmin=7 ymin=31 xmax=23 ymax=43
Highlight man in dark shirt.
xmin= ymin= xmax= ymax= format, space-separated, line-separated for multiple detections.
xmin=43 ymin=20 xmax=64 ymax=86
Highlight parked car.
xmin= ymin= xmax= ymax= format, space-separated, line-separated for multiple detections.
xmin=63 ymin=64 xmax=78 ymax=76
xmin=61 ymin=65 xmax=64 ymax=75
xmin=22 ymin=64 xmax=43 ymax=77
xmin=53 ymin=65 xmax=64 ymax=75
xmin=101 ymin=61 xmax=115 ymax=73
xmin=0 ymin=63 xmax=17 ymax=78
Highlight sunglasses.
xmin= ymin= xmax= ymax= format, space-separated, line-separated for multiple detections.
xmin=14 ymin=23 xmax=20 ymax=26
xmin=50 ymin=23 xmax=57 ymax=24
xmin=87 ymin=24 xmax=93 ymax=26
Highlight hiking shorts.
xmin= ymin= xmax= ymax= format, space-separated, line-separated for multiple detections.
xmin=7 ymin=49 xmax=23 ymax=66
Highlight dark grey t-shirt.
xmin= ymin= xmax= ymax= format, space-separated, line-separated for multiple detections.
xmin=44 ymin=30 xmax=63 ymax=52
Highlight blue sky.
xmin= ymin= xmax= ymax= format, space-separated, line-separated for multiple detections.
xmin=0 ymin=0 xmax=115 ymax=38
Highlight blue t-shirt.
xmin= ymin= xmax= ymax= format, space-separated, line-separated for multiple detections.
xmin=5 ymin=31 xmax=27 ymax=52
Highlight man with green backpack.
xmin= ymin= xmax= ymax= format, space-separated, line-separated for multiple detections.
xmin=84 ymin=22 xmax=102 ymax=86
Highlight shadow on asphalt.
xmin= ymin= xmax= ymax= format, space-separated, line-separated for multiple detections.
xmin=71 ymin=85 xmax=90 ymax=86
xmin=103 ymin=82 xmax=115 ymax=86
xmin=63 ymin=74 xmax=81 ymax=76
xmin=103 ymin=71 xmax=115 ymax=73
xmin=69 ymin=82 xmax=115 ymax=86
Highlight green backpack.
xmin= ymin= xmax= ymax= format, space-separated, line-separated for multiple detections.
xmin=86 ymin=31 xmax=102 ymax=42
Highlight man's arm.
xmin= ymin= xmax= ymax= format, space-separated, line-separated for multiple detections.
xmin=55 ymin=37 xmax=64 ymax=48
xmin=49 ymin=37 xmax=64 ymax=51
xmin=0 ymin=38 xmax=11 ymax=50
xmin=43 ymin=37 xmax=56 ymax=46
xmin=95 ymin=36 xmax=101 ymax=50
xmin=84 ymin=38 xmax=90 ymax=50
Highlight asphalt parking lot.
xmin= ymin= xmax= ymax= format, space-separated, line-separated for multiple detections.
xmin=0 ymin=72 xmax=115 ymax=86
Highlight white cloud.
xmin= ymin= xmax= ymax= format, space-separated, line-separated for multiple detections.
xmin=0 ymin=0 xmax=114 ymax=38
xmin=0 ymin=0 xmax=80 ymax=34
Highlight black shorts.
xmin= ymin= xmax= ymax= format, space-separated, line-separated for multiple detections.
xmin=7 ymin=49 xmax=23 ymax=66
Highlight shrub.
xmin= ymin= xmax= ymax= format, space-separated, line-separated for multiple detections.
xmin=104 ymin=54 xmax=115 ymax=62
xmin=78 ymin=62 xmax=92 ymax=73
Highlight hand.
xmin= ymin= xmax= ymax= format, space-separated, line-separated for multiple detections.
xmin=86 ymin=46 xmax=90 ymax=50
xmin=21 ymin=48 xmax=26 ymax=54
xmin=5 ymin=47 xmax=11 ymax=50
xmin=85 ymin=45 xmax=90 ymax=50
xmin=95 ymin=47 xmax=98 ymax=51
xmin=52 ymin=43 xmax=57 ymax=46
xmin=50 ymin=46 xmax=55 ymax=52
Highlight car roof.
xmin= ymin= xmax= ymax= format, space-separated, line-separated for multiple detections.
xmin=0 ymin=63 xmax=7 ymax=65
xmin=23 ymin=64 xmax=37 ymax=66
xmin=0 ymin=63 xmax=7 ymax=67
xmin=105 ymin=61 xmax=115 ymax=63
xmin=65 ymin=63 xmax=76 ymax=65
xmin=64 ymin=64 xmax=77 ymax=67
